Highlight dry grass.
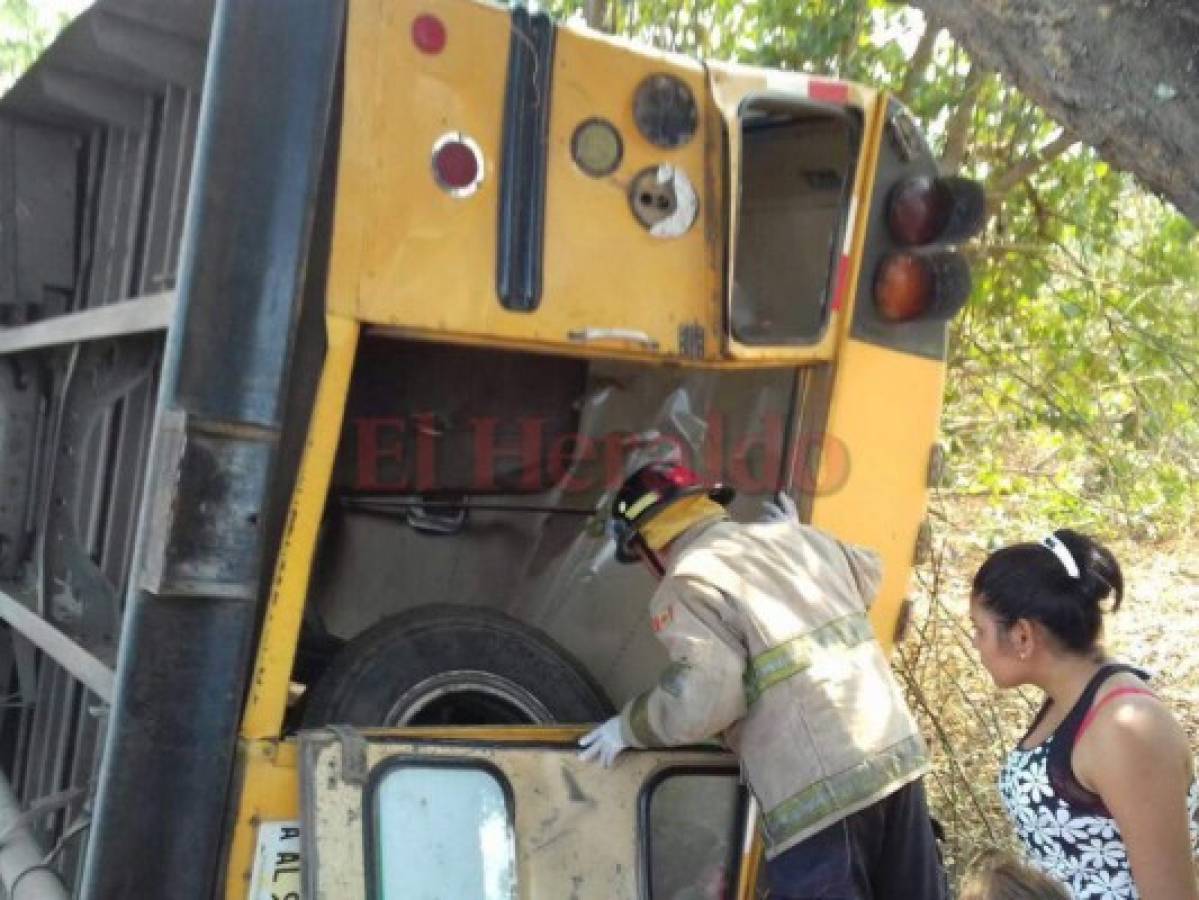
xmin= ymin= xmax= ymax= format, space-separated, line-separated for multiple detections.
xmin=896 ymin=494 xmax=1199 ymax=882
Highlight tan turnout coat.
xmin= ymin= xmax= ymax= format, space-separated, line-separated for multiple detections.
xmin=618 ymin=517 xmax=929 ymax=858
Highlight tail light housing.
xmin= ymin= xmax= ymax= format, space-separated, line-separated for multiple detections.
xmin=873 ymin=174 xmax=984 ymax=323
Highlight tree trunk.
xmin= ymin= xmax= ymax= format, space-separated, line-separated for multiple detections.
xmin=906 ymin=0 xmax=1199 ymax=223
xmin=584 ymin=0 xmax=609 ymax=31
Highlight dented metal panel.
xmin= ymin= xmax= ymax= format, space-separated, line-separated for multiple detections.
xmin=318 ymin=339 xmax=802 ymax=710
xmin=300 ymin=728 xmax=747 ymax=900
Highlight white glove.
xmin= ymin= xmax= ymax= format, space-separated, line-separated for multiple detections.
xmin=762 ymin=490 xmax=798 ymax=524
xmin=578 ymin=716 xmax=629 ymax=768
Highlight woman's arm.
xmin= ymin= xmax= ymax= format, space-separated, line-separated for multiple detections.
xmin=1077 ymin=696 xmax=1198 ymax=900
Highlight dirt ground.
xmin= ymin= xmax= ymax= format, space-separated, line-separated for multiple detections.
xmin=897 ymin=495 xmax=1199 ymax=879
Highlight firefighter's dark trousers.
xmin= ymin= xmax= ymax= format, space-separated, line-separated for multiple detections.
xmin=764 ymin=779 xmax=947 ymax=900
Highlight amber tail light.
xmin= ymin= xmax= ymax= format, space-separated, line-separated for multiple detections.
xmin=874 ymin=250 xmax=971 ymax=322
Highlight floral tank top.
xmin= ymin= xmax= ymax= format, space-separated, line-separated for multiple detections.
xmin=998 ymin=665 xmax=1199 ymax=899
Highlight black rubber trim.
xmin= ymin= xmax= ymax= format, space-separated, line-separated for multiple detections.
xmin=637 ymin=764 xmax=747 ymax=900
xmin=496 ymin=7 xmax=556 ymax=313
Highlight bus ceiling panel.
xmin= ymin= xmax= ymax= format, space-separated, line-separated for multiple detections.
xmin=0 ymin=0 xmax=212 ymax=127
xmin=84 ymin=10 xmax=207 ymax=91
xmin=29 ymin=10 xmax=206 ymax=95
xmin=86 ymin=118 xmax=153 ymax=309
xmin=0 ymin=119 xmax=78 ymax=323
xmin=137 ymin=86 xmax=201 ymax=297
xmin=104 ymin=0 xmax=216 ymax=45
xmin=0 ymin=359 xmax=38 ymax=581
xmin=28 ymin=69 xmax=147 ymax=133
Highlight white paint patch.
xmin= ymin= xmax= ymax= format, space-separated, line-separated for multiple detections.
xmin=649 ymin=165 xmax=699 ymax=238
xmin=842 ymin=196 xmax=858 ymax=253
xmin=765 ymin=71 xmax=809 ymax=96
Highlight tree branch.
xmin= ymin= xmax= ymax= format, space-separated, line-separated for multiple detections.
xmin=987 ymin=131 xmax=1078 ymax=199
xmin=836 ymin=0 xmax=867 ymax=78
xmin=898 ymin=19 xmax=941 ymax=104
xmin=584 ymin=0 xmax=609 ymax=31
xmin=940 ymin=63 xmax=985 ymax=173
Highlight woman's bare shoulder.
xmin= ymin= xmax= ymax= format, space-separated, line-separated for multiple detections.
xmin=1076 ymin=675 xmax=1192 ymax=787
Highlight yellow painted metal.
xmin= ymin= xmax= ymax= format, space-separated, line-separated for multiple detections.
xmin=304 ymin=728 xmax=746 ymax=899
xmin=734 ymin=807 xmax=765 ymax=900
xmin=796 ymin=94 xmax=931 ymax=657
xmin=809 ymin=339 xmax=945 ymax=654
xmin=831 ymin=92 xmax=887 ymax=342
xmin=706 ymin=64 xmax=881 ymax=364
xmin=331 ymin=0 xmax=719 ymax=360
xmin=224 ymin=740 xmax=300 ymax=900
xmin=327 ymin=0 xmax=881 ymax=365
xmin=225 ymin=728 xmax=600 ymax=898
xmin=240 ymin=315 xmax=360 ymax=740
xmin=227 ymin=0 xmax=946 ymax=891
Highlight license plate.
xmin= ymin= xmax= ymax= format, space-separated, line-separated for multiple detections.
xmin=249 ymin=820 xmax=302 ymax=900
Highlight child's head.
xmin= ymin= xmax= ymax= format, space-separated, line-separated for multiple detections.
xmin=959 ymin=852 xmax=1071 ymax=900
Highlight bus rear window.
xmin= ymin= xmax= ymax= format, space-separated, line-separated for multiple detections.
xmin=732 ymin=98 xmax=859 ymax=345
xmin=371 ymin=763 xmax=516 ymax=899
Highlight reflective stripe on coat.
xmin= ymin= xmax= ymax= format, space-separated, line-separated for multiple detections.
xmin=618 ymin=518 xmax=929 ymax=858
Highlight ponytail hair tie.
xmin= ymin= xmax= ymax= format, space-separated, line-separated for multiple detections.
xmin=1041 ymin=534 xmax=1080 ymax=579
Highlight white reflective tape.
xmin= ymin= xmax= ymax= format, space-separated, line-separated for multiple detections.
xmin=624 ymin=491 xmax=661 ymax=521
xmin=842 ymin=195 xmax=858 ymax=253
xmin=765 ymin=71 xmax=808 ymax=95
xmin=249 ymin=820 xmax=303 ymax=900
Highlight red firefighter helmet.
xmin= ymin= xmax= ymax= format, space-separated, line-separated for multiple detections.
xmin=610 ymin=462 xmax=734 ymax=564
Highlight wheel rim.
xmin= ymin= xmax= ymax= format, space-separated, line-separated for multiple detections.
xmin=385 ymin=669 xmax=555 ymax=726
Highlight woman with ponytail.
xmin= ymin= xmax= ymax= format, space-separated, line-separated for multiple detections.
xmin=969 ymin=529 xmax=1199 ymax=899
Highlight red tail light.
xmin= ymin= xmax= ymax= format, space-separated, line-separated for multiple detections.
xmin=875 ymin=250 xmax=971 ymax=322
xmin=888 ymin=176 xmax=986 ymax=246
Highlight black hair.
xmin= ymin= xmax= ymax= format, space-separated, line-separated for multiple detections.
xmin=971 ymin=528 xmax=1124 ymax=654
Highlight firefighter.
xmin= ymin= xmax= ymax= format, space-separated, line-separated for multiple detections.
xmin=579 ymin=462 xmax=945 ymax=900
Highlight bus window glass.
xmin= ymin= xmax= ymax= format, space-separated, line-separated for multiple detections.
xmin=647 ymin=771 xmax=744 ymax=900
xmin=372 ymin=764 xmax=516 ymax=899
xmin=733 ymin=99 xmax=857 ymax=345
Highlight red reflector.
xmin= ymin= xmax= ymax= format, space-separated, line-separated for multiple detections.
xmin=431 ymin=134 xmax=483 ymax=197
xmin=830 ymin=254 xmax=850 ymax=312
xmin=412 ymin=14 xmax=447 ymax=54
xmin=808 ymin=79 xmax=849 ymax=105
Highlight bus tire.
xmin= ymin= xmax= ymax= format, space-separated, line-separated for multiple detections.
xmin=301 ymin=605 xmax=613 ymax=727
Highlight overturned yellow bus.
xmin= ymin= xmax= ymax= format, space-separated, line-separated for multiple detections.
xmin=0 ymin=0 xmax=981 ymax=896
